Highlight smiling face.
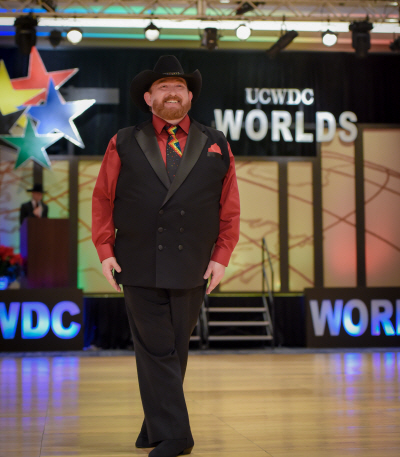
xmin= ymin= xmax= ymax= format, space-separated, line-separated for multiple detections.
xmin=144 ymin=77 xmax=193 ymax=124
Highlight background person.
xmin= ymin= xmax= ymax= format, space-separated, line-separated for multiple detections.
xmin=19 ymin=183 xmax=48 ymax=225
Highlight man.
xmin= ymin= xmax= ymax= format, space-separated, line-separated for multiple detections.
xmin=20 ymin=183 xmax=48 ymax=225
xmin=92 ymin=55 xmax=240 ymax=457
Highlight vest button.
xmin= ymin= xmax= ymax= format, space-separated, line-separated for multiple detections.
xmin=158 ymin=245 xmax=163 ymax=251
xmin=180 ymin=210 xmax=185 ymax=216
xmin=180 ymin=227 xmax=184 ymax=233
xmin=178 ymin=245 xmax=183 ymax=251
xmin=159 ymin=210 xmax=164 ymax=215
xmin=158 ymin=227 xmax=164 ymax=233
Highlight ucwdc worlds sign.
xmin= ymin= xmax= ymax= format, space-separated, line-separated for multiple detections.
xmin=0 ymin=288 xmax=83 ymax=351
xmin=305 ymin=288 xmax=400 ymax=348
xmin=214 ymin=88 xmax=358 ymax=144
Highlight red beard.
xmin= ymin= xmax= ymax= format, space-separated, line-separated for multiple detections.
xmin=152 ymin=96 xmax=191 ymax=120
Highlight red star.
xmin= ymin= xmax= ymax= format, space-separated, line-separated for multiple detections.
xmin=11 ymin=47 xmax=78 ymax=105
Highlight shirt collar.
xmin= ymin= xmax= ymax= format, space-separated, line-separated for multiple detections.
xmin=152 ymin=114 xmax=191 ymax=135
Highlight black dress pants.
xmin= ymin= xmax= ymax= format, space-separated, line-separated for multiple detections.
xmin=123 ymin=285 xmax=205 ymax=444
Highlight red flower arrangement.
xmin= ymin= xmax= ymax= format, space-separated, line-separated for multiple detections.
xmin=0 ymin=245 xmax=23 ymax=284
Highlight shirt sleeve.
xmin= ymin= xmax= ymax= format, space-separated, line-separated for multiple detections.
xmin=92 ymin=135 xmax=121 ymax=262
xmin=211 ymin=143 xmax=240 ymax=267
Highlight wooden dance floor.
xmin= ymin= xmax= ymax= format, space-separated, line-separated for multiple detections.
xmin=1 ymin=351 xmax=399 ymax=457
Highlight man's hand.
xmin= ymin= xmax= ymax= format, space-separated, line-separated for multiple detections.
xmin=203 ymin=260 xmax=226 ymax=295
xmin=101 ymin=257 xmax=122 ymax=292
xmin=33 ymin=206 xmax=41 ymax=217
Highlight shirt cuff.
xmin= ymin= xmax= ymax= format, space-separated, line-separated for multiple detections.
xmin=97 ymin=244 xmax=115 ymax=263
xmin=211 ymin=245 xmax=231 ymax=267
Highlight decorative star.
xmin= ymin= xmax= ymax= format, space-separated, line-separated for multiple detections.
xmin=27 ymin=79 xmax=95 ymax=148
xmin=0 ymin=60 xmax=44 ymax=115
xmin=11 ymin=47 xmax=78 ymax=106
xmin=0 ymin=108 xmax=26 ymax=134
xmin=0 ymin=118 xmax=62 ymax=169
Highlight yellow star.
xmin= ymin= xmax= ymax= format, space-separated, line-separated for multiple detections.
xmin=0 ymin=60 xmax=44 ymax=115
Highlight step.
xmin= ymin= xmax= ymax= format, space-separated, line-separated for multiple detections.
xmin=208 ymin=335 xmax=273 ymax=341
xmin=208 ymin=321 xmax=270 ymax=326
xmin=208 ymin=307 xmax=267 ymax=312
xmin=189 ymin=335 xmax=201 ymax=341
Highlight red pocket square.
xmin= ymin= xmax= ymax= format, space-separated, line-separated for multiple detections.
xmin=208 ymin=143 xmax=222 ymax=155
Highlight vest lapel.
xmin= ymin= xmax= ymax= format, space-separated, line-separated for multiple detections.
xmin=161 ymin=121 xmax=208 ymax=207
xmin=134 ymin=122 xmax=171 ymax=190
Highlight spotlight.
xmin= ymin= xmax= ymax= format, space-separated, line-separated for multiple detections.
xmin=67 ymin=28 xmax=83 ymax=45
xmin=389 ymin=36 xmax=400 ymax=51
xmin=236 ymin=24 xmax=251 ymax=40
xmin=322 ymin=30 xmax=338 ymax=47
xmin=14 ymin=14 xmax=37 ymax=55
xmin=235 ymin=2 xmax=258 ymax=15
xmin=266 ymin=30 xmax=298 ymax=58
xmin=201 ymin=28 xmax=218 ymax=50
xmin=349 ymin=19 xmax=373 ymax=58
xmin=49 ymin=29 xmax=62 ymax=48
xmin=144 ymin=22 xmax=160 ymax=41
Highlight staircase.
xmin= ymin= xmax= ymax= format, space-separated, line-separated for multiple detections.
xmin=204 ymin=294 xmax=273 ymax=346
xmin=192 ymin=237 xmax=276 ymax=348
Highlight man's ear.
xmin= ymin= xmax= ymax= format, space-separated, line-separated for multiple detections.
xmin=144 ymin=92 xmax=152 ymax=106
xmin=188 ymin=91 xmax=193 ymax=101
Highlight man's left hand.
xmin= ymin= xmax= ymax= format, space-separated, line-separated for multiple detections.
xmin=203 ymin=260 xmax=226 ymax=294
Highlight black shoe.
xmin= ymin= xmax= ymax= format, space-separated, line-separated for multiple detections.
xmin=149 ymin=438 xmax=194 ymax=457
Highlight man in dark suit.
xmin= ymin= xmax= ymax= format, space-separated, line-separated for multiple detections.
xmin=20 ymin=183 xmax=49 ymax=225
xmin=92 ymin=55 xmax=240 ymax=457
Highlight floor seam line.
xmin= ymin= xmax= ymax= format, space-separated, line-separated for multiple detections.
xmin=214 ymin=415 xmax=273 ymax=456
xmin=39 ymin=398 xmax=50 ymax=457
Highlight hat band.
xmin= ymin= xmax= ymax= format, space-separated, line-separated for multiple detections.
xmin=162 ymin=72 xmax=183 ymax=75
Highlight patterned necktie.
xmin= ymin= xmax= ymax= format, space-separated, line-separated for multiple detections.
xmin=165 ymin=125 xmax=182 ymax=182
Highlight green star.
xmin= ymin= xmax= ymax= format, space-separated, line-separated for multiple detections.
xmin=0 ymin=118 xmax=62 ymax=169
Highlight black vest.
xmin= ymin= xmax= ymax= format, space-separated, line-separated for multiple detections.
xmin=113 ymin=118 xmax=230 ymax=289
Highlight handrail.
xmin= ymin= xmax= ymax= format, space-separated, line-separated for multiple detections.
xmin=262 ymin=237 xmax=275 ymax=347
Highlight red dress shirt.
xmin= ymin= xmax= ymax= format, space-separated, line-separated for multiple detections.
xmin=92 ymin=114 xmax=240 ymax=267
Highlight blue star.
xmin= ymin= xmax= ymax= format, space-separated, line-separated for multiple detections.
xmin=26 ymin=79 xmax=95 ymax=148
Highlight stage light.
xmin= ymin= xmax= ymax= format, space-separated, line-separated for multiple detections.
xmin=235 ymin=2 xmax=257 ymax=15
xmin=201 ymin=27 xmax=218 ymax=50
xmin=236 ymin=24 xmax=251 ymax=40
xmin=144 ymin=22 xmax=160 ymax=41
xmin=349 ymin=19 xmax=373 ymax=58
xmin=389 ymin=36 xmax=400 ymax=51
xmin=14 ymin=14 xmax=37 ymax=55
xmin=322 ymin=30 xmax=338 ymax=47
xmin=49 ymin=29 xmax=62 ymax=48
xmin=266 ymin=30 xmax=298 ymax=58
xmin=67 ymin=28 xmax=83 ymax=44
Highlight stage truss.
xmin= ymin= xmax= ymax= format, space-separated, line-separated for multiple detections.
xmin=0 ymin=0 xmax=399 ymax=22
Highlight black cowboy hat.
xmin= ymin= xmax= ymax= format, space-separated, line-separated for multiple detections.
xmin=130 ymin=55 xmax=202 ymax=112
xmin=27 ymin=183 xmax=46 ymax=193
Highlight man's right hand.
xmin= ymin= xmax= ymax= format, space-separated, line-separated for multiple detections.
xmin=101 ymin=257 xmax=122 ymax=292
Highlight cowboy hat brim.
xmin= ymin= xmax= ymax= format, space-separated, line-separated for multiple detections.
xmin=27 ymin=186 xmax=46 ymax=193
xmin=130 ymin=69 xmax=202 ymax=113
